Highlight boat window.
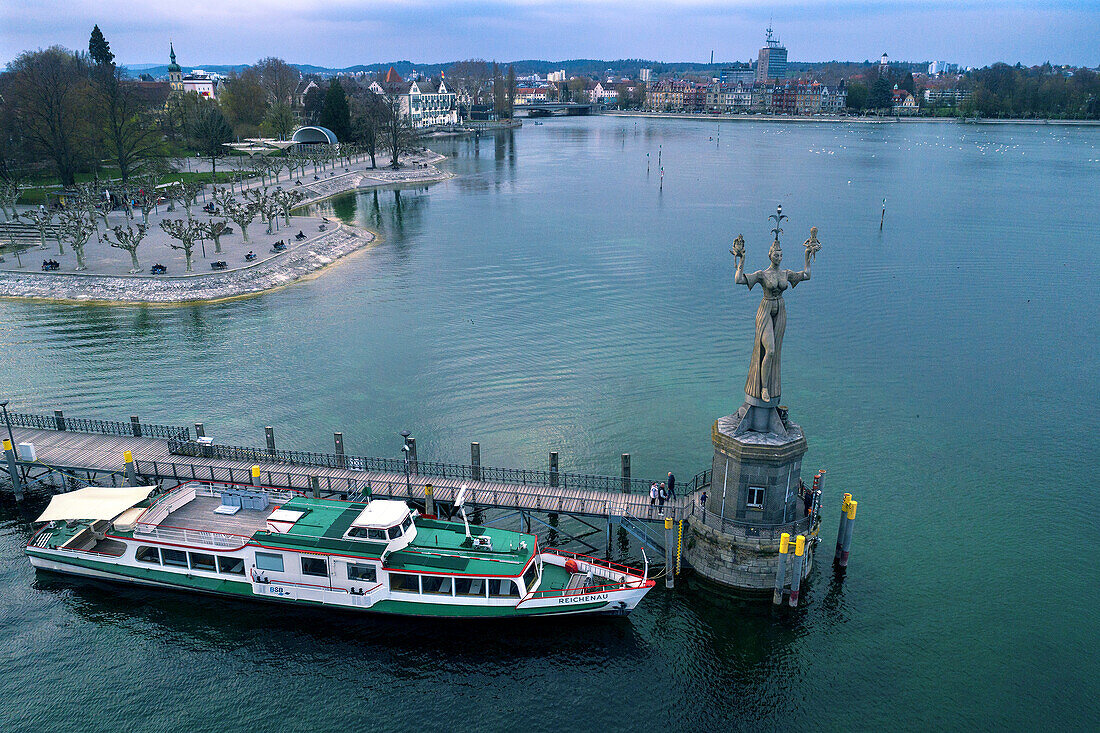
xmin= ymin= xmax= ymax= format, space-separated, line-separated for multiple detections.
xmin=522 ymin=563 xmax=538 ymax=593
xmin=421 ymin=575 xmax=453 ymax=595
xmin=489 ymin=579 xmax=520 ymax=598
xmin=454 ymin=578 xmax=485 ymax=597
xmin=218 ymin=556 xmax=246 ymax=575
xmin=161 ymin=548 xmax=188 ymax=568
xmin=401 ymin=516 xmax=413 ymax=533
xmin=255 ymin=552 xmax=284 ymax=572
xmin=136 ymin=546 xmax=161 ymax=565
xmin=301 ymin=557 xmax=328 ymax=577
xmin=367 ymin=528 xmax=387 ymax=541
xmin=189 ymin=552 xmax=217 ymax=572
xmin=347 ymin=563 xmax=377 ymax=582
xmin=389 ymin=573 xmax=420 ymax=593
xmin=386 ymin=525 xmax=401 ymax=540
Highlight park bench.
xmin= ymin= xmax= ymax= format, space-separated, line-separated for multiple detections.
xmin=150 ymin=264 xmax=167 ymax=275
xmin=211 ymin=261 xmax=227 ymax=270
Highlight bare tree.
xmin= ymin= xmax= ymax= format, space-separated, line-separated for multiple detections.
xmin=447 ymin=59 xmax=490 ymax=110
xmin=159 ymin=218 xmax=202 ymax=272
xmin=0 ymin=180 xmax=20 ymax=221
xmin=6 ymin=47 xmax=91 ymax=186
xmin=58 ymin=208 xmax=96 ymax=270
xmin=129 ymin=176 xmax=162 ymax=226
xmin=23 ymin=207 xmax=55 ymax=250
xmin=214 ymin=189 xmax=258 ymax=243
xmin=350 ymin=91 xmax=384 ymax=168
xmin=381 ymin=90 xmax=414 ymax=168
xmin=274 ymin=188 xmax=306 ymax=226
xmin=167 ymin=180 xmax=203 ymax=218
xmin=93 ymin=65 xmax=162 ymax=184
xmin=245 ymin=188 xmax=279 ymax=234
xmin=200 ymin=219 xmax=230 ymax=253
xmin=256 ymin=57 xmax=299 ymax=107
xmin=104 ymin=222 xmax=147 ymax=272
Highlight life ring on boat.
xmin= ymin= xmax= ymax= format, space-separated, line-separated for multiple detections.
xmin=564 ymin=558 xmax=579 ymax=575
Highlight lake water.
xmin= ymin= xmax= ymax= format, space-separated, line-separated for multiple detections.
xmin=1 ymin=117 xmax=1098 ymax=730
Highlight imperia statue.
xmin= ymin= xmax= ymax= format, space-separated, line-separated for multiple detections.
xmin=730 ymin=205 xmax=821 ymax=403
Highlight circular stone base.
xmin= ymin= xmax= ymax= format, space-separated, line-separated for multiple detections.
xmin=684 ymin=514 xmax=815 ymax=592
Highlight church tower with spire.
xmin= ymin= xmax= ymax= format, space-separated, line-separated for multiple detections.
xmin=168 ymin=43 xmax=183 ymax=92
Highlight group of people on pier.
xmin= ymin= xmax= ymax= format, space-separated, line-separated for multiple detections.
xmin=649 ymin=472 xmax=676 ymax=510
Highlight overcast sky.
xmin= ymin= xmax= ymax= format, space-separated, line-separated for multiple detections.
xmin=2 ymin=0 xmax=1098 ymax=68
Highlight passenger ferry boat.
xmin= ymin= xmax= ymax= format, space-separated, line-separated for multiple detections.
xmin=26 ymin=481 xmax=654 ymax=618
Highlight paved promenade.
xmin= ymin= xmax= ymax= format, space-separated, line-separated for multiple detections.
xmin=0 ymin=151 xmax=451 ymax=303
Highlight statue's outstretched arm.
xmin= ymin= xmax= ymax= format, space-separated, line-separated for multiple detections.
xmin=789 ymin=227 xmax=820 ymax=287
xmin=730 ymin=235 xmax=761 ymax=289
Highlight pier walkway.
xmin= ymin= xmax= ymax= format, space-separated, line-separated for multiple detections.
xmin=3 ymin=412 xmax=700 ymax=530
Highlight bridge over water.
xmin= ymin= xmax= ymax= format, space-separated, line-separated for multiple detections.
xmin=513 ymin=102 xmax=601 ymax=117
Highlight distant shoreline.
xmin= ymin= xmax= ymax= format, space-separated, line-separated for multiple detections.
xmin=602 ymin=111 xmax=1100 ymax=126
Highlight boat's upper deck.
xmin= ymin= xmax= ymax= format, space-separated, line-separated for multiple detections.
xmin=253 ymin=496 xmax=538 ymax=576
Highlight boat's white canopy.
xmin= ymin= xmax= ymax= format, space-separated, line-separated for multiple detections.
xmin=351 ymin=500 xmax=410 ymax=529
xmin=36 ymin=486 xmax=156 ymax=523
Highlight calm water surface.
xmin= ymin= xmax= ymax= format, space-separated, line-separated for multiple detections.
xmin=1 ymin=117 xmax=1098 ymax=731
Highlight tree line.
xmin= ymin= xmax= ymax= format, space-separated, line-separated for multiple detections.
xmin=0 ymin=26 xmax=420 ymax=189
xmin=844 ymin=62 xmax=1099 ymax=118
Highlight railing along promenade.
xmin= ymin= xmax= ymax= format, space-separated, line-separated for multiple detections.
xmin=4 ymin=409 xmax=813 ymax=539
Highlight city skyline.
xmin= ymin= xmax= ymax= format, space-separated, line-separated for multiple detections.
xmin=2 ymin=0 xmax=1099 ymax=69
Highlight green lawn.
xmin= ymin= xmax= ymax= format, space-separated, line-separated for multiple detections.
xmin=15 ymin=170 xmax=257 ymax=206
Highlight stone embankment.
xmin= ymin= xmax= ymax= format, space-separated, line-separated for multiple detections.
xmin=0 ymin=222 xmax=372 ymax=304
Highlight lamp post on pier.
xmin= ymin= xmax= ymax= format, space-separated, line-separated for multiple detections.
xmin=401 ymin=430 xmax=412 ymax=495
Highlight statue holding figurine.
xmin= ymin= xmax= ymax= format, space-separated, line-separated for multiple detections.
xmin=730 ymin=205 xmax=821 ymax=406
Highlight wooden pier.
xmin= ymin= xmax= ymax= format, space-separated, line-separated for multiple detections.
xmin=2 ymin=410 xmax=698 ymax=557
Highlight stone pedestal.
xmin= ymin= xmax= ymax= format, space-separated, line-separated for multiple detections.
xmin=685 ymin=400 xmax=814 ymax=593
xmin=709 ymin=403 xmax=807 ymax=525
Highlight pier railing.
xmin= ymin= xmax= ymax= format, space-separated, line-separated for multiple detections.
xmin=681 ymin=470 xmax=816 ymax=540
xmin=134 ymin=461 xmax=682 ymax=519
xmin=166 ymin=436 xmax=659 ymax=494
xmin=8 ymin=411 xmax=190 ymax=441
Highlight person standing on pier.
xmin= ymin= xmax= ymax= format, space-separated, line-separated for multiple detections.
xmin=658 ymin=483 xmax=667 ymax=509
xmin=667 ymin=472 xmax=676 ymax=498
xmin=650 ymin=482 xmax=659 ymax=507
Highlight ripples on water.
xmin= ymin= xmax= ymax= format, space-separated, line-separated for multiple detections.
xmin=1 ymin=118 xmax=1098 ymax=730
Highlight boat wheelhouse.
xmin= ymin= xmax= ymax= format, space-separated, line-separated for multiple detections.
xmin=27 ymin=480 xmax=654 ymax=618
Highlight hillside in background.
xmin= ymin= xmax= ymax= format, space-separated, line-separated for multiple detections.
xmin=124 ymin=58 xmax=933 ymax=79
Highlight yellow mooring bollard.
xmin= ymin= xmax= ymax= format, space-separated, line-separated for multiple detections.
xmin=773 ymin=532 xmax=791 ymax=606
xmin=788 ymin=534 xmax=806 ymax=607
xmin=251 ymin=464 xmax=261 ymax=487
xmin=838 ymin=500 xmax=858 ymax=568
xmin=834 ymin=492 xmax=852 ymax=563
xmin=123 ymin=450 xmax=138 ymax=486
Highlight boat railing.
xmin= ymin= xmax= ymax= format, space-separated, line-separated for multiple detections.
xmin=135 ymin=482 xmax=200 ymax=530
xmin=132 ymin=523 xmax=252 ymax=550
xmin=543 ymin=548 xmax=646 ymax=580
